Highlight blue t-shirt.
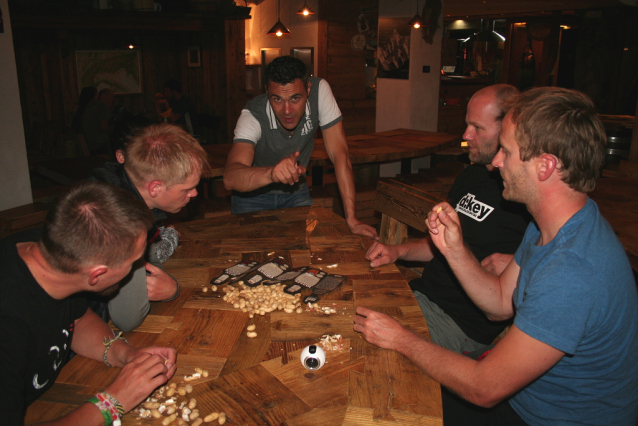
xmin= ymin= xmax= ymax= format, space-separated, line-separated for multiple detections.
xmin=510 ymin=198 xmax=638 ymax=425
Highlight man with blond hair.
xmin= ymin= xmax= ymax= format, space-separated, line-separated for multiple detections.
xmin=1 ymin=181 xmax=177 ymax=425
xmin=89 ymin=123 xmax=210 ymax=332
xmin=355 ymin=87 xmax=638 ymax=425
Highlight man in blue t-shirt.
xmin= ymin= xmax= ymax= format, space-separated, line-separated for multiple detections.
xmin=354 ymin=87 xmax=638 ymax=425
xmin=223 ymin=56 xmax=378 ymax=241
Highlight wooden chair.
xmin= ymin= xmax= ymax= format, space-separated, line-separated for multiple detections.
xmin=374 ymin=178 xmax=445 ymax=245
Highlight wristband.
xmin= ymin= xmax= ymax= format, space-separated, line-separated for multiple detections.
xmin=102 ymin=330 xmax=128 ymax=367
xmin=159 ymin=277 xmax=180 ymax=302
xmin=87 ymin=392 xmax=123 ymax=425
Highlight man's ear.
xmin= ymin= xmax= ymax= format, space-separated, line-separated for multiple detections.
xmin=537 ymin=153 xmax=558 ymax=182
xmin=147 ymin=181 xmax=164 ymax=198
xmin=88 ymin=266 xmax=108 ymax=287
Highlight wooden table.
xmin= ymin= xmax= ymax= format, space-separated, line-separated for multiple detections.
xmin=206 ymin=128 xmax=462 ymax=180
xmin=32 ymin=129 xmax=460 ymax=187
xmin=25 ymin=206 xmax=443 ymax=425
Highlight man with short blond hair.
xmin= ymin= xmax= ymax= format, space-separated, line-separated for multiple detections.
xmin=89 ymin=123 xmax=210 ymax=332
xmin=1 ymin=181 xmax=177 ymax=425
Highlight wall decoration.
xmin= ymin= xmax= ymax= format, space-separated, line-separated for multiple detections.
xmin=76 ymin=50 xmax=142 ymax=94
xmin=377 ymin=18 xmax=410 ymax=79
xmin=187 ymin=45 xmax=201 ymax=67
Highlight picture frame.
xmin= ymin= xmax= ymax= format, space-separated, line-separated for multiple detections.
xmin=76 ymin=50 xmax=142 ymax=94
xmin=187 ymin=45 xmax=201 ymax=67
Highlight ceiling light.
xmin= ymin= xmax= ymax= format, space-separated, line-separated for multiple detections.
xmin=267 ymin=0 xmax=291 ymax=36
xmin=407 ymin=0 xmax=424 ymax=29
xmin=297 ymin=1 xmax=314 ymax=16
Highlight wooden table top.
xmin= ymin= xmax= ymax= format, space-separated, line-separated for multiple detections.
xmin=25 ymin=206 xmax=442 ymax=426
xmin=206 ymin=128 xmax=462 ymax=178
xmin=31 ymin=129 xmax=460 ymax=185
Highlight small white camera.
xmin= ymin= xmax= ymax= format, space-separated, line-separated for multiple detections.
xmin=300 ymin=345 xmax=326 ymax=370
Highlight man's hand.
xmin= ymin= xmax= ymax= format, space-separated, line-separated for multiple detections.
xmin=427 ymin=202 xmax=464 ymax=256
xmin=481 ymin=253 xmax=514 ymax=276
xmin=366 ymin=241 xmax=399 ymax=267
xmin=145 ymin=263 xmax=178 ymax=301
xmin=353 ymin=306 xmax=414 ymax=351
xmin=104 ymin=351 xmax=177 ymax=413
xmin=347 ymin=218 xmax=379 ymax=241
xmin=271 ymin=151 xmax=306 ymax=185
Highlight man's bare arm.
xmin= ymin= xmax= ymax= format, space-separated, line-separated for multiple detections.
xmin=354 ymin=307 xmax=564 ymax=408
xmin=322 ymin=122 xmax=378 ymax=240
xmin=365 ymin=237 xmax=436 ymax=268
xmin=223 ymin=143 xmax=306 ymax=192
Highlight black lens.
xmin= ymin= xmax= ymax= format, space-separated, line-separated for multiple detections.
xmin=305 ymin=357 xmax=319 ymax=369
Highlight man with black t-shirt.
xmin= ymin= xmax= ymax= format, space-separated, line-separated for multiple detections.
xmin=365 ymin=84 xmax=530 ymax=353
xmin=0 ymin=181 xmax=176 ymax=425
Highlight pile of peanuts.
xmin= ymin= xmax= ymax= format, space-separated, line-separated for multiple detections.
xmin=135 ymin=368 xmax=227 ymax=425
xmin=221 ymin=282 xmax=304 ymax=318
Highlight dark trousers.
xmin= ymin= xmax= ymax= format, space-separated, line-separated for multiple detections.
xmin=442 ymin=387 xmax=528 ymax=426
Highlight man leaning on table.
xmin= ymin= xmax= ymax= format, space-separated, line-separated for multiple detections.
xmin=354 ymin=87 xmax=638 ymax=425
xmin=88 ymin=123 xmax=210 ymax=332
xmin=223 ymin=55 xmax=378 ymax=240
xmin=0 ymin=181 xmax=177 ymax=425
xmin=365 ymin=84 xmax=530 ymax=354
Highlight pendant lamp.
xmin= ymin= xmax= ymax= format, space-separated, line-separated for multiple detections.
xmin=267 ymin=0 xmax=291 ymax=36
xmin=407 ymin=0 xmax=424 ymax=29
xmin=296 ymin=1 xmax=314 ymax=16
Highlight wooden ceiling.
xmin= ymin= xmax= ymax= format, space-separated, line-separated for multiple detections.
xmin=441 ymin=0 xmax=633 ymax=19
xmin=245 ymin=0 xmax=634 ymax=19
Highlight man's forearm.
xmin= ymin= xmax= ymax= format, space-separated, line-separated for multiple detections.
xmin=223 ymin=163 xmax=274 ymax=192
xmin=443 ymin=245 xmax=512 ymax=320
xmin=333 ymin=154 xmax=358 ymax=222
xmin=400 ymin=237 xmax=436 ymax=262
xmin=71 ymin=309 xmax=134 ymax=367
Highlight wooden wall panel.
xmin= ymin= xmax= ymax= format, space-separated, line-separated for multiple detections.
xmin=12 ymin=14 xmax=239 ymax=156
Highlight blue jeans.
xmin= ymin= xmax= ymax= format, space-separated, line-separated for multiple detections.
xmin=231 ymin=184 xmax=313 ymax=214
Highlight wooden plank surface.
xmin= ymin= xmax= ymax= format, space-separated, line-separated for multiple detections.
xmin=24 ymin=206 xmax=442 ymax=425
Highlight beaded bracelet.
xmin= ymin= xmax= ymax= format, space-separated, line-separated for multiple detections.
xmin=102 ymin=330 xmax=128 ymax=367
xmin=87 ymin=392 xmax=123 ymax=425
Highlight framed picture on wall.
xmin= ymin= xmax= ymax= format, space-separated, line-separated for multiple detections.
xmin=76 ymin=50 xmax=142 ymax=94
xmin=290 ymin=47 xmax=314 ymax=76
xmin=187 ymin=46 xmax=201 ymax=67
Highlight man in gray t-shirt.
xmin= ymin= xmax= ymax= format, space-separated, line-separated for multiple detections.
xmin=224 ymin=56 xmax=378 ymax=240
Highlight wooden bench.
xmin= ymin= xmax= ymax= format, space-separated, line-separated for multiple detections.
xmin=0 ymin=203 xmax=49 ymax=239
xmin=374 ymin=178 xmax=445 ymax=245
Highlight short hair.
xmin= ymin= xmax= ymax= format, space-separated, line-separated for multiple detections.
xmin=111 ymin=111 xmax=155 ymax=153
xmin=40 ymin=181 xmax=153 ymax=273
xmin=507 ymin=87 xmax=606 ymax=193
xmin=265 ymin=56 xmax=308 ymax=87
xmin=490 ymin=84 xmax=520 ymax=121
xmin=164 ymin=78 xmax=182 ymax=92
xmin=124 ymin=123 xmax=211 ymax=187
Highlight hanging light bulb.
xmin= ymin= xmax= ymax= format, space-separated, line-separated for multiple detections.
xmin=267 ymin=0 xmax=291 ymax=36
xmin=297 ymin=1 xmax=314 ymax=16
xmin=407 ymin=0 xmax=424 ymax=29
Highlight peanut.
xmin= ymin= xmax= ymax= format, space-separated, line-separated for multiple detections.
xmin=162 ymin=413 xmax=177 ymax=425
xmin=247 ymin=331 xmax=257 ymax=338
xmin=204 ymin=412 xmax=219 ymax=422
xmin=246 ymin=324 xmax=256 ymax=331
xmin=218 ymin=412 xmax=227 ymax=424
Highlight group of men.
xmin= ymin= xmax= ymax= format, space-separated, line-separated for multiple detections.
xmin=2 ymin=55 xmax=637 ymax=425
